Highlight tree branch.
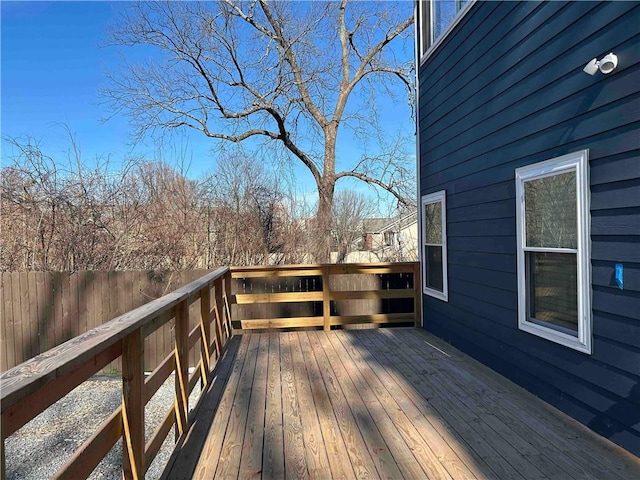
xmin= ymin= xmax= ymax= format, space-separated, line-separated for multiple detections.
xmin=335 ymin=170 xmax=410 ymax=206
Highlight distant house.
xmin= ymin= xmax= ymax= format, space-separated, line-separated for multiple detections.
xmin=331 ymin=211 xmax=418 ymax=263
xmin=416 ymin=0 xmax=639 ymax=456
xmin=361 ymin=211 xmax=418 ymax=262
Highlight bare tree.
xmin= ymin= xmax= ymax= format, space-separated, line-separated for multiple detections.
xmin=1 ymin=134 xmax=124 ymax=271
xmin=127 ymin=160 xmax=208 ymax=269
xmin=1 ymin=132 xmax=311 ymax=271
xmin=331 ymin=190 xmax=375 ymax=263
xmin=103 ymin=0 xmax=415 ymax=261
xmin=202 ymin=153 xmax=298 ymax=266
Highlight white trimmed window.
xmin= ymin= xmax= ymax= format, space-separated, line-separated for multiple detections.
xmin=422 ymin=190 xmax=448 ymax=301
xmin=515 ymin=150 xmax=592 ymax=354
xmin=418 ymin=0 xmax=474 ymax=58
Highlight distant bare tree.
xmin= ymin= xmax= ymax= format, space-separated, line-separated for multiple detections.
xmin=202 ymin=153 xmax=301 ymax=266
xmin=1 ymin=134 xmax=125 ymax=271
xmin=104 ymin=0 xmax=415 ymax=261
xmin=1 ymin=135 xmax=320 ymax=271
xmin=1 ymin=135 xmax=210 ymax=271
xmin=331 ymin=190 xmax=375 ymax=263
xmin=127 ymin=160 xmax=208 ymax=269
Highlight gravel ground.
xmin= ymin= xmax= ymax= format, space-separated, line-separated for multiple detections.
xmin=5 ymin=373 xmax=201 ymax=480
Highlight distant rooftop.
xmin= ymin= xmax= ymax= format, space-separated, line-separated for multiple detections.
xmin=363 ymin=210 xmax=417 ymax=234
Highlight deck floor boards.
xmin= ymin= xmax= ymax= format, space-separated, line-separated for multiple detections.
xmin=298 ymin=331 xmax=354 ymax=479
xmin=165 ymin=328 xmax=640 ymax=480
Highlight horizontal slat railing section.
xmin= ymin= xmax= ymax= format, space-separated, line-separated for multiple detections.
xmin=231 ymin=262 xmax=421 ymax=331
xmin=0 ymin=267 xmax=233 ymax=480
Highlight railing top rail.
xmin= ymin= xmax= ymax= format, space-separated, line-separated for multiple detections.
xmin=231 ymin=262 xmax=417 ymax=272
xmin=0 ymin=266 xmax=229 ymax=410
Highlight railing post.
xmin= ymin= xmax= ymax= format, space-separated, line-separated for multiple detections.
xmin=199 ymin=286 xmax=212 ymax=387
xmin=122 ymin=328 xmax=144 ymax=480
xmin=322 ymin=265 xmax=331 ymax=332
xmin=174 ymin=300 xmax=189 ymax=441
xmin=413 ymin=262 xmax=422 ymax=328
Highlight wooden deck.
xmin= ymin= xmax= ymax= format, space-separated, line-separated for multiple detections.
xmin=164 ymin=328 xmax=640 ymax=480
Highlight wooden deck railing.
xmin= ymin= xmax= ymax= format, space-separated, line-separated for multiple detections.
xmin=1 ymin=267 xmax=233 ymax=479
xmin=0 ymin=262 xmax=420 ymax=479
xmin=232 ymin=262 xmax=421 ymax=330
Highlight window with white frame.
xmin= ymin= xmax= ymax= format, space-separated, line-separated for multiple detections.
xmin=383 ymin=231 xmax=396 ymax=247
xmin=418 ymin=0 xmax=473 ymax=57
xmin=422 ymin=190 xmax=448 ymax=301
xmin=515 ymin=150 xmax=592 ymax=353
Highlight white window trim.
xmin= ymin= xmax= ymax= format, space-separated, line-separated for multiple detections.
xmin=421 ymin=190 xmax=448 ymax=301
xmin=419 ymin=0 xmax=477 ymax=64
xmin=515 ymin=150 xmax=592 ymax=354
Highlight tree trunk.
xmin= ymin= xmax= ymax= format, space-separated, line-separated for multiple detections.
xmin=314 ymin=125 xmax=338 ymax=263
xmin=315 ymin=177 xmax=335 ymax=263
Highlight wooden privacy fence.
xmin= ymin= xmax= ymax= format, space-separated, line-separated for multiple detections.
xmin=0 ymin=270 xmax=213 ymax=372
xmin=232 ymin=262 xmax=421 ymax=330
xmin=1 ymin=267 xmax=233 ymax=479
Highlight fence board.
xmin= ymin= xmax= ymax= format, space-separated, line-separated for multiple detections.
xmin=15 ymin=273 xmax=27 ymax=364
xmin=124 ymin=271 xmax=134 ymax=316
xmin=94 ymin=272 xmax=103 ymax=327
xmin=109 ymin=271 xmax=119 ymax=320
xmin=1 ymin=275 xmax=13 ymax=370
xmin=71 ymin=272 xmax=81 ymax=339
xmin=27 ymin=273 xmax=38 ymax=361
xmin=117 ymin=271 xmax=126 ymax=319
xmin=139 ymin=273 xmax=151 ymax=370
xmin=61 ymin=272 xmax=72 ymax=342
xmin=20 ymin=272 xmax=33 ymax=357
xmin=92 ymin=272 xmax=101 ymax=332
xmin=77 ymin=272 xmax=86 ymax=336
xmin=99 ymin=272 xmax=109 ymax=330
xmin=41 ymin=272 xmax=54 ymax=352
xmin=42 ymin=273 xmax=49 ymax=350
xmin=78 ymin=271 xmax=89 ymax=339
xmin=88 ymin=271 xmax=98 ymax=332
xmin=53 ymin=273 xmax=61 ymax=347
xmin=35 ymin=272 xmax=46 ymax=352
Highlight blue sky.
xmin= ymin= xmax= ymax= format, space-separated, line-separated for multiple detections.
xmin=1 ymin=1 xmax=415 ymax=210
xmin=1 ymin=1 xmax=171 ymax=168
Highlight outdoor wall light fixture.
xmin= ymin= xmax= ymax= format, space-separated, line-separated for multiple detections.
xmin=583 ymin=53 xmax=618 ymax=75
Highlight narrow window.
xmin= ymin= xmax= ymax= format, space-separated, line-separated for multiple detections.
xmin=418 ymin=1 xmax=431 ymax=57
xmin=422 ymin=190 xmax=448 ymax=301
xmin=432 ymin=0 xmax=457 ymax=41
xmin=515 ymin=150 xmax=591 ymax=353
xmin=418 ymin=0 xmax=474 ymax=57
xmin=384 ymin=231 xmax=395 ymax=247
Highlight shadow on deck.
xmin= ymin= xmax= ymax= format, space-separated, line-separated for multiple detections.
xmin=163 ymin=328 xmax=640 ymax=480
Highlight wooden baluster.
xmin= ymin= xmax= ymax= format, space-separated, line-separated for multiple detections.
xmin=199 ymin=286 xmax=212 ymax=387
xmin=322 ymin=265 xmax=331 ymax=332
xmin=223 ymin=271 xmax=233 ymax=338
xmin=174 ymin=300 xmax=189 ymax=441
xmin=212 ymin=280 xmax=223 ymax=360
xmin=122 ymin=328 xmax=144 ymax=480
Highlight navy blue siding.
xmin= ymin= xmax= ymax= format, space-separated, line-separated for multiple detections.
xmin=418 ymin=1 xmax=640 ymax=456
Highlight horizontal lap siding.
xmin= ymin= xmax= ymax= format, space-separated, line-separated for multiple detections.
xmin=419 ymin=0 xmax=640 ymax=456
